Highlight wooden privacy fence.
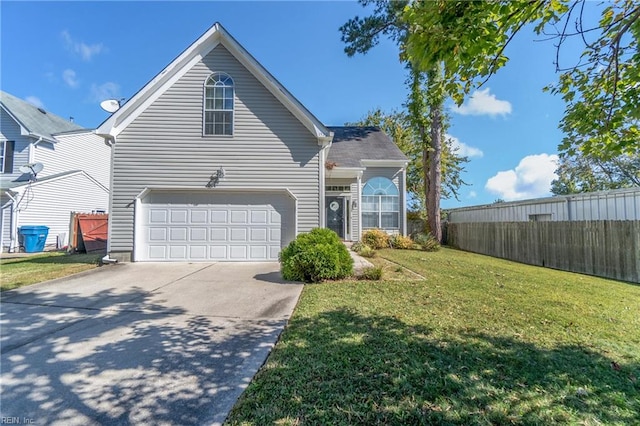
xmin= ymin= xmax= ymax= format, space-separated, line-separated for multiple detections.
xmin=446 ymin=221 xmax=640 ymax=283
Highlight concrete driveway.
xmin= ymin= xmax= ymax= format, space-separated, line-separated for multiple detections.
xmin=0 ymin=262 xmax=302 ymax=425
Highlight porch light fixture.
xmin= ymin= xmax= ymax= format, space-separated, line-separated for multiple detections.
xmin=352 ymin=200 xmax=358 ymax=209
xmin=206 ymin=167 xmax=226 ymax=188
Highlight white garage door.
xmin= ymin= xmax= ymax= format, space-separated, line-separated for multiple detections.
xmin=138 ymin=199 xmax=283 ymax=262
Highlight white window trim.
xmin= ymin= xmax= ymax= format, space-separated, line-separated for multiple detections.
xmin=361 ymin=177 xmax=400 ymax=230
xmin=0 ymin=141 xmax=5 ymax=173
xmin=203 ymin=72 xmax=235 ymax=137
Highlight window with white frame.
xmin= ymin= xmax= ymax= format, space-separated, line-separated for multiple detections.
xmin=204 ymin=72 xmax=234 ymax=135
xmin=362 ymin=176 xmax=399 ymax=229
xmin=0 ymin=141 xmax=5 ymax=173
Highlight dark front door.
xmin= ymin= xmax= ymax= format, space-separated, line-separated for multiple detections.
xmin=326 ymin=196 xmax=345 ymax=239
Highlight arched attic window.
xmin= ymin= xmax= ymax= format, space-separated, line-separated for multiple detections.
xmin=362 ymin=176 xmax=399 ymax=229
xmin=204 ymin=72 xmax=234 ymax=135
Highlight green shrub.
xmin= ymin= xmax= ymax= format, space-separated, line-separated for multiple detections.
xmin=358 ymin=266 xmax=383 ymax=281
xmin=358 ymin=245 xmax=377 ymax=258
xmin=390 ymin=234 xmax=414 ymax=249
xmin=361 ymin=229 xmax=390 ymax=249
xmin=412 ymin=232 xmax=441 ymax=252
xmin=350 ymin=241 xmax=367 ymax=254
xmin=279 ymin=228 xmax=354 ymax=283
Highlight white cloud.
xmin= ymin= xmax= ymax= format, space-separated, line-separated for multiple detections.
xmin=485 ymin=153 xmax=559 ymax=201
xmin=453 ymin=88 xmax=512 ymax=117
xmin=90 ymin=82 xmax=121 ymax=102
xmin=61 ymin=30 xmax=104 ymax=61
xmin=447 ymin=134 xmax=483 ymax=158
xmin=62 ymin=69 xmax=79 ymax=88
xmin=25 ymin=96 xmax=45 ymax=109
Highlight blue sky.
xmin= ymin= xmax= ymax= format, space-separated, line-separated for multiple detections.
xmin=2 ymin=1 xmax=581 ymax=208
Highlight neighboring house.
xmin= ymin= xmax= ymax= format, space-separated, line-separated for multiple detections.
xmin=0 ymin=91 xmax=110 ymax=252
xmin=96 ymin=22 xmax=408 ymax=262
xmin=447 ymin=187 xmax=640 ymax=223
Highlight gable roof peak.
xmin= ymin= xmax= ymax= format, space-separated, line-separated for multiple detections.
xmin=96 ymin=22 xmax=330 ymax=142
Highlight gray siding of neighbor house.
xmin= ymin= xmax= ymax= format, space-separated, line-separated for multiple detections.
xmin=34 ymin=132 xmax=111 ymax=189
xmin=1 ymin=200 xmax=11 ymax=249
xmin=362 ymin=167 xmax=405 ymax=234
xmin=9 ymin=173 xmax=109 ymax=248
xmin=1 ymin=109 xmax=31 ymax=178
xmin=110 ymin=45 xmax=320 ymax=254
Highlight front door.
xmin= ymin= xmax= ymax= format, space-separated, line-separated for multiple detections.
xmin=326 ymin=196 xmax=345 ymax=239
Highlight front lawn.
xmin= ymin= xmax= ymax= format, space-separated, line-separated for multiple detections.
xmin=1 ymin=252 xmax=100 ymax=291
xmin=227 ymin=247 xmax=640 ymax=425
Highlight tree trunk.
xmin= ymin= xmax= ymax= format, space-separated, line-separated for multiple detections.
xmin=426 ymin=67 xmax=443 ymax=242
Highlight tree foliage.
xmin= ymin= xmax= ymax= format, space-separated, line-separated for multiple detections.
xmin=347 ymin=107 xmax=469 ymax=211
xmin=551 ymin=151 xmax=640 ymax=195
xmin=341 ymin=0 xmax=457 ymax=241
xmin=403 ymin=0 xmax=640 ymax=157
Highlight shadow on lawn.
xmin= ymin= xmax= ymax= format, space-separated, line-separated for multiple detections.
xmin=1 ymin=288 xmax=284 ymax=425
xmin=230 ymin=308 xmax=640 ymax=425
xmin=1 ymin=253 xmax=100 ymax=265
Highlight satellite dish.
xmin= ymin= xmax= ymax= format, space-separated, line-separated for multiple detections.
xmin=19 ymin=162 xmax=44 ymax=176
xmin=100 ymin=99 xmax=121 ymax=113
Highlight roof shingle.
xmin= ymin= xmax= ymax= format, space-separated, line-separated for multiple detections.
xmin=326 ymin=126 xmax=407 ymax=168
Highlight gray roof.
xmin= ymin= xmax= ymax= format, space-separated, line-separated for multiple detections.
xmin=1 ymin=170 xmax=83 ymax=191
xmin=326 ymin=126 xmax=408 ymax=168
xmin=0 ymin=91 xmax=83 ymax=140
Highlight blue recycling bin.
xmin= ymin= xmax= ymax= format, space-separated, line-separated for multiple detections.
xmin=19 ymin=225 xmax=49 ymax=253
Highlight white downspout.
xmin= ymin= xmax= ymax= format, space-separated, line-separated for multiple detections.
xmin=402 ymin=167 xmax=407 ymax=236
xmin=5 ymin=191 xmax=20 ymax=253
xmin=357 ymin=172 xmax=362 ymax=241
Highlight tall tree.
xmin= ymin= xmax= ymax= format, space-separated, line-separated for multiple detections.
xmin=340 ymin=0 xmax=449 ymax=240
xmin=348 ymin=108 xmax=469 ymax=211
xmin=402 ymin=0 xmax=640 ymax=157
xmin=551 ymin=151 xmax=640 ymax=194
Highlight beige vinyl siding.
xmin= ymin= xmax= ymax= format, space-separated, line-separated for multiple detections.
xmin=15 ymin=173 xmax=109 ymax=247
xmin=362 ymin=167 xmax=405 ymax=234
xmin=110 ymin=45 xmax=320 ymax=253
xmin=351 ymin=182 xmax=360 ymax=240
xmin=34 ymin=132 xmax=110 ymax=188
xmin=0 ymin=109 xmax=31 ymax=177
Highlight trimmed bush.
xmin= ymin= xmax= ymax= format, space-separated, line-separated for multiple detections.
xmin=358 ymin=266 xmax=383 ymax=281
xmin=279 ymin=228 xmax=353 ymax=283
xmin=358 ymin=245 xmax=377 ymax=258
xmin=350 ymin=241 xmax=367 ymax=254
xmin=390 ymin=234 xmax=414 ymax=250
xmin=412 ymin=232 xmax=441 ymax=252
xmin=361 ymin=229 xmax=390 ymax=249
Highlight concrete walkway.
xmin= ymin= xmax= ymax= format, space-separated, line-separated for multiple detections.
xmin=0 ymin=262 xmax=302 ymax=425
xmin=344 ymin=242 xmax=374 ymax=273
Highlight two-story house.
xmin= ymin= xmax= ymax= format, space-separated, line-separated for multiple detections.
xmin=1 ymin=91 xmax=111 ymax=252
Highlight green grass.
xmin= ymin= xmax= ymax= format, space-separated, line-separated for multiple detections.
xmin=1 ymin=252 xmax=100 ymax=291
xmin=227 ymin=247 xmax=640 ymax=425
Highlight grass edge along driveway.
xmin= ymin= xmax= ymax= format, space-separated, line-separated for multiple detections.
xmin=1 ymin=252 xmax=100 ymax=291
xmin=226 ymin=247 xmax=640 ymax=425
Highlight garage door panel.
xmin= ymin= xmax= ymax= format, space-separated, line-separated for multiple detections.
xmin=170 ymin=228 xmax=187 ymax=241
xmin=170 ymin=210 xmax=188 ymax=224
xmin=230 ymin=228 xmax=247 ymax=241
xmin=210 ymin=246 xmax=227 ymax=259
xmin=150 ymin=210 xmax=168 ymax=224
xmin=211 ymin=228 xmax=227 ymax=241
xmin=191 ymin=210 xmax=208 ymax=223
xmin=229 ymin=246 xmax=247 ymax=259
xmin=211 ymin=211 xmax=228 ymax=223
xmin=139 ymin=194 xmax=287 ymax=261
xmin=251 ymin=228 xmax=267 ymax=241
xmin=231 ymin=210 xmax=248 ymax=224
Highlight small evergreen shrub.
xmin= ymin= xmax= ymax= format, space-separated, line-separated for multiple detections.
xmin=358 ymin=266 xmax=383 ymax=281
xmin=279 ymin=228 xmax=353 ymax=283
xmin=361 ymin=229 xmax=390 ymax=249
xmin=412 ymin=232 xmax=441 ymax=252
xmin=350 ymin=241 xmax=367 ymax=254
xmin=358 ymin=245 xmax=377 ymax=258
xmin=390 ymin=234 xmax=414 ymax=249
